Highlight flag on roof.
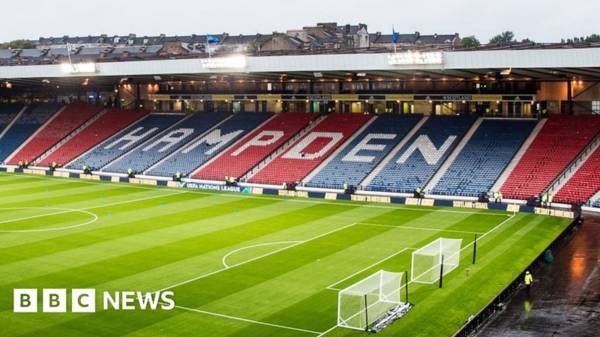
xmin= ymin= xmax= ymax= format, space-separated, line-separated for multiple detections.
xmin=207 ymin=35 xmax=220 ymax=44
xmin=392 ymin=28 xmax=399 ymax=44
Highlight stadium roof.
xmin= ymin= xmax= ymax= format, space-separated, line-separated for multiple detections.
xmin=1 ymin=48 xmax=600 ymax=86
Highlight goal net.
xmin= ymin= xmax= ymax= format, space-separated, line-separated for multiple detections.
xmin=337 ymin=270 xmax=404 ymax=331
xmin=411 ymin=238 xmax=462 ymax=284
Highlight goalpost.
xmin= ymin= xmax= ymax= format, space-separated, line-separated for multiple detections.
xmin=411 ymin=238 xmax=462 ymax=284
xmin=337 ymin=270 xmax=405 ymax=331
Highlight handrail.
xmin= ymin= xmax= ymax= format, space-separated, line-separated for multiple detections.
xmin=545 ymin=131 xmax=600 ymax=194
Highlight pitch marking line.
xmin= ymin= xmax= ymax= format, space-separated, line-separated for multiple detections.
xmin=222 ymin=241 xmax=303 ymax=268
xmin=326 ymin=247 xmax=417 ymax=291
xmin=357 ymin=222 xmax=485 ymax=235
xmin=326 ymin=222 xmax=488 ymax=290
xmin=0 ymin=207 xmax=99 ymax=233
xmin=79 ymin=190 xmax=187 ymax=211
xmin=0 ymin=191 xmax=184 ymax=233
xmin=173 ymin=305 xmax=323 ymax=335
xmin=156 ymin=222 xmax=359 ymax=292
xmin=5 ymin=172 xmax=510 ymax=217
xmin=319 ymin=213 xmax=516 ymax=336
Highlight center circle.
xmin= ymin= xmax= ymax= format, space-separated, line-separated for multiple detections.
xmin=0 ymin=207 xmax=99 ymax=233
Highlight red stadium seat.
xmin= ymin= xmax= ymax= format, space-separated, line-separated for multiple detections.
xmin=7 ymin=102 xmax=102 ymax=164
xmin=38 ymin=108 xmax=147 ymax=167
xmin=248 ymin=113 xmax=372 ymax=185
xmin=193 ymin=112 xmax=317 ymax=180
xmin=501 ymin=115 xmax=600 ymax=199
xmin=554 ymin=146 xmax=600 ymax=204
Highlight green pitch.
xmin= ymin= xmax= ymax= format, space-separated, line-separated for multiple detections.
xmin=0 ymin=172 xmax=571 ymax=337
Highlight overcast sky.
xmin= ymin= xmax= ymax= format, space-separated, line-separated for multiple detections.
xmin=1 ymin=0 xmax=599 ymax=43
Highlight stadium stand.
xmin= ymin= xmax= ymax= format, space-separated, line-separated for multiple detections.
xmin=193 ymin=112 xmax=317 ymax=181
xmin=591 ymin=192 xmax=600 ymax=208
xmin=67 ymin=113 xmax=183 ymax=170
xmin=38 ymin=108 xmax=147 ymax=167
xmin=554 ymin=146 xmax=600 ymax=204
xmin=148 ymin=112 xmax=272 ymax=177
xmin=366 ymin=115 xmax=476 ymax=193
xmin=248 ymin=113 xmax=372 ymax=185
xmin=0 ymin=103 xmax=62 ymax=162
xmin=104 ymin=112 xmax=229 ymax=174
xmin=305 ymin=114 xmax=422 ymax=188
xmin=431 ymin=119 xmax=537 ymax=196
xmin=0 ymin=104 xmax=23 ymax=135
xmin=501 ymin=115 xmax=600 ymax=199
xmin=7 ymin=102 xmax=102 ymax=164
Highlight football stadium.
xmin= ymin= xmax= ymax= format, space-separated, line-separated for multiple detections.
xmin=0 ymin=2 xmax=599 ymax=337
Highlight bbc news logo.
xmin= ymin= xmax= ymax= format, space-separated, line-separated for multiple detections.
xmin=13 ymin=289 xmax=175 ymax=313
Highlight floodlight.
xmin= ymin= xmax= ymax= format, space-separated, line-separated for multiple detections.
xmin=201 ymin=55 xmax=247 ymax=69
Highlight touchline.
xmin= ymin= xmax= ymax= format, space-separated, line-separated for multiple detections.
xmin=13 ymin=288 xmax=175 ymax=313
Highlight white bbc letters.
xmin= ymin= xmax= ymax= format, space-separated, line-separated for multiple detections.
xmin=43 ymin=289 xmax=67 ymax=313
xmin=13 ymin=289 xmax=38 ymax=313
xmin=72 ymin=289 xmax=96 ymax=313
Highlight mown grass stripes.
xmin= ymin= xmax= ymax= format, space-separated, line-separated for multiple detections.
xmin=0 ymin=173 xmax=571 ymax=337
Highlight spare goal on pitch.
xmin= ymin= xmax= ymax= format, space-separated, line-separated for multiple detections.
xmin=337 ymin=270 xmax=405 ymax=331
xmin=411 ymin=238 xmax=462 ymax=284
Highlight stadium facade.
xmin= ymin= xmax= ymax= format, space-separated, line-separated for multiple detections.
xmin=1 ymin=23 xmax=599 ymax=213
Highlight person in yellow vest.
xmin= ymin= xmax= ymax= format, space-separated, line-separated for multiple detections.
xmin=548 ymin=194 xmax=553 ymax=208
xmin=541 ymin=193 xmax=548 ymax=208
xmin=415 ymin=187 xmax=423 ymax=198
xmin=498 ymin=191 xmax=503 ymax=203
xmin=524 ymin=270 xmax=533 ymax=295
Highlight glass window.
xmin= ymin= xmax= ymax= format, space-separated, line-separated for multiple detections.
xmin=592 ymin=101 xmax=600 ymax=114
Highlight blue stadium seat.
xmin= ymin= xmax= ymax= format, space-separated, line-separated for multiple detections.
xmin=0 ymin=104 xmax=23 ymax=135
xmin=104 ymin=112 xmax=228 ymax=174
xmin=147 ymin=112 xmax=272 ymax=177
xmin=305 ymin=114 xmax=422 ymax=188
xmin=367 ymin=115 xmax=476 ymax=193
xmin=0 ymin=103 xmax=61 ymax=162
xmin=67 ymin=113 xmax=184 ymax=170
xmin=432 ymin=119 xmax=536 ymax=196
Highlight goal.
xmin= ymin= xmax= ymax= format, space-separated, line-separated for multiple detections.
xmin=337 ymin=270 xmax=405 ymax=331
xmin=411 ymin=238 xmax=462 ymax=284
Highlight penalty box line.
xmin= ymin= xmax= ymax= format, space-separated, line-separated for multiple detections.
xmin=319 ymin=214 xmax=517 ymax=337
xmin=326 ymin=247 xmax=417 ymax=291
xmin=155 ymin=222 xmax=360 ymax=293
xmin=326 ymin=222 xmax=489 ymax=290
xmin=172 ymin=304 xmax=323 ymax=335
xmin=356 ymin=222 xmax=486 ymax=235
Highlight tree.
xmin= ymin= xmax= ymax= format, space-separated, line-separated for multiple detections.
xmin=521 ymin=38 xmax=535 ymax=44
xmin=562 ymin=34 xmax=600 ymax=44
xmin=0 ymin=39 xmax=34 ymax=49
xmin=585 ymin=34 xmax=600 ymax=43
xmin=489 ymin=31 xmax=516 ymax=45
xmin=460 ymin=36 xmax=480 ymax=48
